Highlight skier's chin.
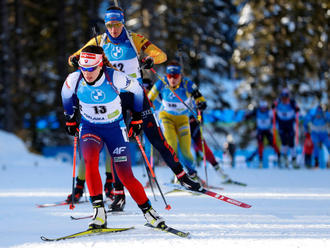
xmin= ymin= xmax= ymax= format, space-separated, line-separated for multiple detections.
xmin=85 ymin=77 xmax=96 ymax=83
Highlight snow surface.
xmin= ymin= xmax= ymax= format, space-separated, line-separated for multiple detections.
xmin=1 ymin=130 xmax=330 ymax=248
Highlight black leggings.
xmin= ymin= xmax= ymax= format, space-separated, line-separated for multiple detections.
xmin=111 ymin=91 xmax=184 ymax=189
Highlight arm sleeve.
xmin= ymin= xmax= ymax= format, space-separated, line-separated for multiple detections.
xmin=67 ymin=35 xmax=103 ymax=66
xmin=132 ymin=33 xmax=167 ymax=64
xmin=61 ymin=71 xmax=81 ymax=116
xmin=148 ymin=79 xmax=164 ymax=102
xmin=112 ymin=71 xmax=144 ymax=112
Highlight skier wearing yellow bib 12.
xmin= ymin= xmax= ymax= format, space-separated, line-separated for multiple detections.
xmin=148 ymin=61 xmax=207 ymax=181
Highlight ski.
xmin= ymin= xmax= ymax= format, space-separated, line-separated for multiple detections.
xmin=206 ymin=185 xmax=224 ymax=190
xmin=40 ymin=226 xmax=134 ymax=241
xmin=165 ymin=188 xmax=200 ymax=196
xmin=36 ymin=199 xmax=89 ymax=208
xmin=222 ymin=178 xmax=247 ymax=187
xmin=144 ymin=223 xmax=190 ymax=238
xmin=165 ymin=183 xmax=251 ymax=208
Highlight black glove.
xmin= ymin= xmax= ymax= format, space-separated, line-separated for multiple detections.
xmin=70 ymin=55 xmax=79 ymax=67
xmin=128 ymin=112 xmax=143 ymax=137
xmin=65 ymin=113 xmax=79 ymax=136
xmin=141 ymin=57 xmax=154 ymax=69
xmin=197 ymin=101 xmax=207 ymax=111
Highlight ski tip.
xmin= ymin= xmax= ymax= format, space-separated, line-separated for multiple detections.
xmin=69 ymin=204 xmax=75 ymax=210
xmin=40 ymin=236 xmax=51 ymax=241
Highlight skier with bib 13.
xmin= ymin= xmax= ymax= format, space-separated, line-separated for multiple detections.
xmin=62 ymin=45 xmax=165 ymax=229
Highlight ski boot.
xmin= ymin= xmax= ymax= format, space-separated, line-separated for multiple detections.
xmin=177 ymin=172 xmax=203 ymax=192
xmin=213 ymin=164 xmax=230 ymax=181
xmin=66 ymin=177 xmax=85 ymax=203
xmin=214 ymin=164 xmax=229 ymax=179
xmin=108 ymin=191 xmax=126 ymax=212
xmin=89 ymin=198 xmax=107 ymax=229
xmin=188 ymin=172 xmax=206 ymax=186
xmin=140 ymin=201 xmax=165 ymax=228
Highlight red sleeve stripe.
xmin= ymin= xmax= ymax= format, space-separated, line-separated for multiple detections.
xmin=141 ymin=40 xmax=152 ymax=51
xmin=65 ymin=80 xmax=71 ymax=89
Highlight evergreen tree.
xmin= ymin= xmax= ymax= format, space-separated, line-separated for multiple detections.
xmin=233 ymin=0 xmax=329 ymax=105
xmin=0 ymin=0 xmax=103 ymax=151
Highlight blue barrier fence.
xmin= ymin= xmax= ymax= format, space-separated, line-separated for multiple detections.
xmin=43 ymin=144 xmax=328 ymax=169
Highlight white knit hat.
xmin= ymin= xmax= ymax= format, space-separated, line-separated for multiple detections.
xmin=78 ymin=52 xmax=103 ymax=68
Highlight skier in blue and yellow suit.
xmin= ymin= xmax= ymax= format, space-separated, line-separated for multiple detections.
xmin=148 ymin=61 xmax=207 ymax=178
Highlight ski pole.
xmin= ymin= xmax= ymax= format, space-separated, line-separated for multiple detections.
xmin=198 ymin=110 xmax=208 ymax=186
xmin=70 ymin=135 xmax=78 ymax=210
xmin=141 ymin=136 xmax=157 ymax=201
xmin=150 ymin=145 xmax=154 ymax=171
xmin=147 ymin=145 xmax=157 ymax=200
xmin=139 ymin=136 xmax=156 ymax=200
xmin=146 ymin=164 xmax=157 ymax=201
xmin=135 ymin=136 xmax=171 ymax=210
xmin=139 ymin=155 xmax=156 ymax=201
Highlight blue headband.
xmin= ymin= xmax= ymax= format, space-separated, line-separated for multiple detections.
xmin=166 ymin=65 xmax=181 ymax=74
xmin=104 ymin=9 xmax=125 ymax=24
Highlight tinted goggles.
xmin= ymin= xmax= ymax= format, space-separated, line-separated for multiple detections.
xmin=105 ymin=22 xmax=123 ymax=29
xmin=80 ymin=66 xmax=98 ymax=72
xmin=167 ymin=73 xmax=180 ymax=79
